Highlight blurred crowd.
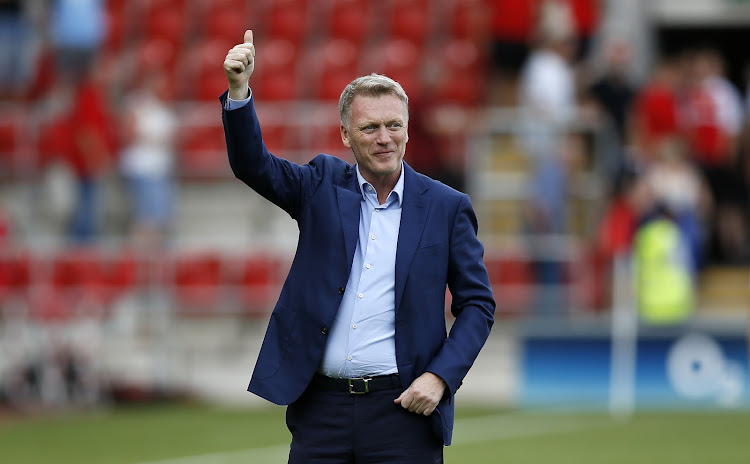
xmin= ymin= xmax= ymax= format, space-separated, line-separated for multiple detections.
xmin=0 ymin=0 xmax=748 ymax=286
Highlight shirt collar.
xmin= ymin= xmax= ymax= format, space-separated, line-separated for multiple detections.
xmin=355 ymin=162 xmax=405 ymax=207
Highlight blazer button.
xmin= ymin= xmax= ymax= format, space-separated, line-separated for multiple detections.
xmin=338 ymin=287 xmax=345 ymax=295
xmin=321 ymin=327 xmax=329 ymax=335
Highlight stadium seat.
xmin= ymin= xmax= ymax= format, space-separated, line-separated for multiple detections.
xmin=176 ymin=121 xmax=230 ymax=179
xmin=447 ymin=0 xmax=491 ymax=42
xmin=201 ymin=0 xmax=251 ymax=47
xmin=226 ymin=253 xmax=284 ymax=317
xmin=172 ymin=251 xmax=224 ymax=316
xmin=367 ymin=39 xmax=422 ymax=98
xmin=267 ymin=0 xmax=309 ymax=45
xmin=0 ymin=113 xmax=18 ymax=177
xmin=325 ymin=0 xmax=371 ymax=45
xmin=50 ymin=248 xmax=112 ymax=318
xmin=141 ymin=0 xmax=189 ymax=48
xmin=387 ymin=0 xmax=431 ymax=46
xmin=484 ymin=252 xmax=533 ymax=316
xmin=250 ymin=39 xmax=301 ymax=101
xmin=310 ymin=39 xmax=360 ymax=101
xmin=102 ymin=0 xmax=130 ymax=54
xmin=184 ymin=39 xmax=236 ymax=101
xmin=432 ymin=39 xmax=487 ymax=105
xmin=0 ymin=250 xmax=33 ymax=306
xmin=129 ymin=39 xmax=180 ymax=96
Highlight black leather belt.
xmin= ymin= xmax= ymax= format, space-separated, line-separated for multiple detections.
xmin=311 ymin=373 xmax=401 ymax=394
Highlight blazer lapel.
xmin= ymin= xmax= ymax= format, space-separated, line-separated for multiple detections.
xmin=395 ymin=164 xmax=429 ymax=311
xmin=336 ymin=167 xmax=361 ymax=272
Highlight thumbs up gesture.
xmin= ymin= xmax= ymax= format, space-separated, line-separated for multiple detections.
xmin=224 ymin=30 xmax=255 ymax=100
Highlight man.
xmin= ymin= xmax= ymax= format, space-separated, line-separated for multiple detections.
xmin=222 ymin=30 xmax=495 ymax=463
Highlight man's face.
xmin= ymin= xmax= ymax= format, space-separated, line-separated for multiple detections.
xmin=341 ymin=94 xmax=408 ymax=184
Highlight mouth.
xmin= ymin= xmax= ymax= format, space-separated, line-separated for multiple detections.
xmin=373 ymin=151 xmax=395 ymax=157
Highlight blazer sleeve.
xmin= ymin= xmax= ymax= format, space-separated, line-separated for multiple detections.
xmin=220 ymin=91 xmax=319 ymax=219
xmin=426 ymin=193 xmax=495 ymax=395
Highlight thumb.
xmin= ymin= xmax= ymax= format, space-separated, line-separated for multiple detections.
xmin=244 ymin=29 xmax=253 ymax=44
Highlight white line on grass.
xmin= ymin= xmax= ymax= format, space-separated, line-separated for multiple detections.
xmin=131 ymin=412 xmax=611 ymax=464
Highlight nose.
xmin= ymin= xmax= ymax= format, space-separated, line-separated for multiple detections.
xmin=375 ymin=126 xmax=391 ymax=144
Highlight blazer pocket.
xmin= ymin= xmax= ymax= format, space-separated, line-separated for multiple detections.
xmin=415 ymin=242 xmax=447 ymax=257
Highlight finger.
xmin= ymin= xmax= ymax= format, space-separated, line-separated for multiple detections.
xmin=244 ymin=29 xmax=253 ymax=44
xmin=226 ymin=52 xmax=249 ymax=66
xmin=393 ymin=390 xmax=405 ymax=405
xmin=224 ymin=60 xmax=245 ymax=73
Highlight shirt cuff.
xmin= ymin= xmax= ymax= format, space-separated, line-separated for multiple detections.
xmin=225 ymin=88 xmax=253 ymax=110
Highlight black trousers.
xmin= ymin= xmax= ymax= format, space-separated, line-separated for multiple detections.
xmin=286 ymin=377 xmax=444 ymax=463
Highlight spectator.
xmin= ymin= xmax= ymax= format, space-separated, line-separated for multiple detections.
xmin=585 ymin=41 xmax=636 ymax=144
xmin=640 ymin=137 xmax=712 ymax=273
xmin=488 ymin=0 xmax=539 ymax=104
xmin=48 ymin=0 xmax=107 ymax=84
xmin=119 ymin=69 xmax=178 ymax=249
xmin=629 ymin=57 xmax=681 ymax=164
xmin=0 ymin=1 xmax=36 ymax=99
xmin=517 ymin=0 xmax=579 ymax=314
xmin=62 ymin=65 xmax=116 ymax=244
xmin=680 ymin=48 xmax=747 ymax=263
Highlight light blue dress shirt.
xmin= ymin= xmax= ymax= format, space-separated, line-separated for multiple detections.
xmin=319 ymin=165 xmax=403 ymax=378
xmin=227 ymin=92 xmax=403 ymax=378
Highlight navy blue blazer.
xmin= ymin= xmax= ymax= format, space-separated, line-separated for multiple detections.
xmin=221 ymin=92 xmax=495 ymax=445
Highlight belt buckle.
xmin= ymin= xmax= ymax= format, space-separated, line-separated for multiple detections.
xmin=348 ymin=377 xmax=370 ymax=394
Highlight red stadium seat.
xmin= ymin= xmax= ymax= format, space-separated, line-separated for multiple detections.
xmin=310 ymin=39 xmax=360 ymax=101
xmin=226 ymin=253 xmax=284 ymax=317
xmin=388 ymin=0 xmax=431 ymax=46
xmin=326 ymin=0 xmax=371 ymax=45
xmin=484 ymin=252 xmax=533 ymax=316
xmin=201 ymin=0 xmax=251 ymax=47
xmin=448 ymin=0 xmax=491 ymax=42
xmin=251 ymin=39 xmax=300 ymax=101
xmin=50 ymin=248 xmax=111 ymax=317
xmin=185 ymin=40 xmax=235 ymax=101
xmin=142 ymin=1 xmax=189 ymax=47
xmin=367 ymin=39 xmax=422 ymax=97
xmin=0 ymin=250 xmax=33 ymax=305
xmin=432 ymin=39 xmax=487 ymax=105
xmin=267 ymin=0 xmax=309 ymax=45
xmin=0 ymin=114 xmax=18 ymax=177
xmin=172 ymin=251 xmax=224 ymax=316
xmin=176 ymin=121 xmax=230 ymax=179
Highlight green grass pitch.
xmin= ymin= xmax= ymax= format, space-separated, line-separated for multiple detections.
xmin=1 ymin=403 xmax=749 ymax=463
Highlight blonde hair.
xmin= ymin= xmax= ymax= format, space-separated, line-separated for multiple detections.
xmin=339 ymin=73 xmax=409 ymax=128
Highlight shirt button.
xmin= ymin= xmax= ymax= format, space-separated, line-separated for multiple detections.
xmin=358 ymin=293 xmax=364 ymax=299
xmin=338 ymin=286 xmax=345 ymax=295
xmin=321 ymin=327 xmax=329 ymax=335
xmin=371 ymin=235 xmax=376 ymax=240
xmin=365 ymin=264 xmax=371 ymax=269
xmin=368 ymin=186 xmax=373 ymax=191
xmin=375 ymin=208 xmax=380 ymax=212
xmin=352 ymin=324 xmax=358 ymax=329
xmin=347 ymin=356 xmax=353 ymax=361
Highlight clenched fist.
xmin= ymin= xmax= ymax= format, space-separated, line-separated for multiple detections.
xmin=223 ymin=29 xmax=255 ymax=100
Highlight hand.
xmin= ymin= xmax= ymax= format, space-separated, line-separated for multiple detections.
xmin=394 ymin=372 xmax=446 ymax=416
xmin=223 ymin=29 xmax=255 ymax=100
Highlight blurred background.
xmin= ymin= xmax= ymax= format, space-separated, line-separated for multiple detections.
xmin=0 ymin=0 xmax=749 ymax=440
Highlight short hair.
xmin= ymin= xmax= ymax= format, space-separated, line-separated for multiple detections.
xmin=339 ymin=73 xmax=409 ymax=129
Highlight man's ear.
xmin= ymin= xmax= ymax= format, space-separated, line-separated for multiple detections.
xmin=340 ymin=124 xmax=351 ymax=148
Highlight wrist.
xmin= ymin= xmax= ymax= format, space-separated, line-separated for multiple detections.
xmin=228 ymin=85 xmax=250 ymax=101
